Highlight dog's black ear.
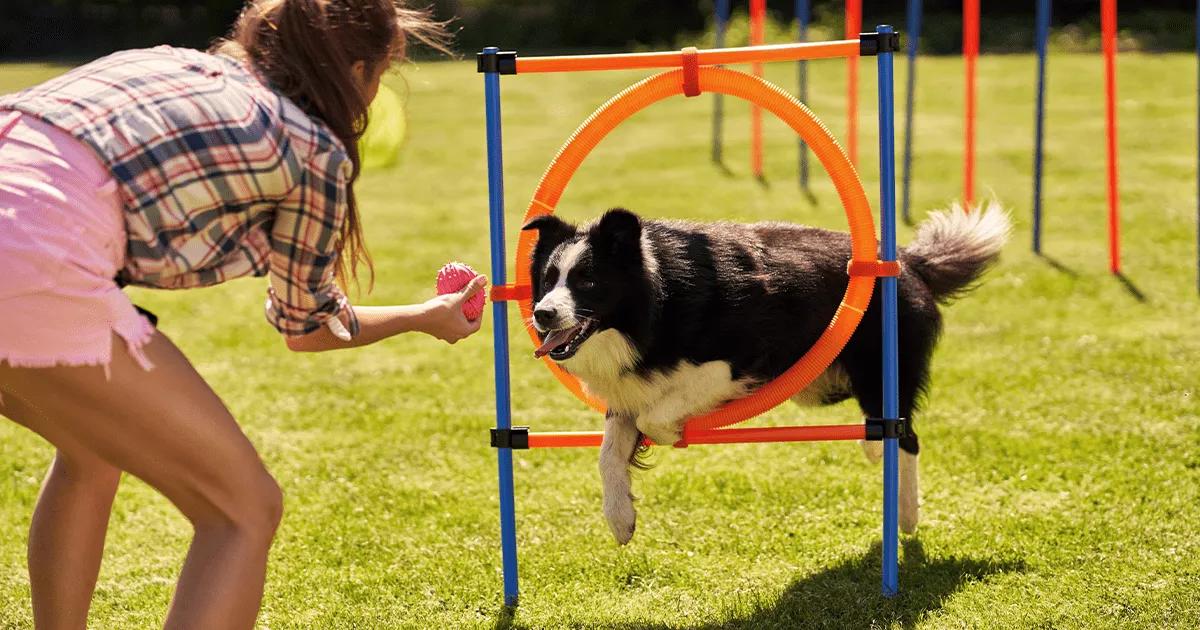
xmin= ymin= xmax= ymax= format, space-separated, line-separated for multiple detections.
xmin=591 ymin=208 xmax=642 ymax=255
xmin=522 ymin=214 xmax=576 ymax=246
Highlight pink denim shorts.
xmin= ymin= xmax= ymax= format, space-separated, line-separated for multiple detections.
xmin=0 ymin=111 xmax=154 ymax=374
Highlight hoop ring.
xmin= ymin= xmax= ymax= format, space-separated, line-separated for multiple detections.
xmin=515 ymin=66 xmax=878 ymax=435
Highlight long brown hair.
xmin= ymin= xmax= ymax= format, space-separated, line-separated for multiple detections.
xmin=213 ymin=0 xmax=451 ymax=290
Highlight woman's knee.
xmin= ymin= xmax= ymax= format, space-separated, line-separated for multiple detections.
xmin=240 ymin=471 xmax=284 ymax=540
xmin=255 ymin=473 xmax=285 ymax=534
xmin=195 ymin=466 xmax=284 ymax=541
xmin=51 ymin=448 xmax=121 ymax=492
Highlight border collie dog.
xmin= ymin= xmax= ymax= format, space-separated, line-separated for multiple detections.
xmin=523 ymin=204 xmax=1010 ymax=544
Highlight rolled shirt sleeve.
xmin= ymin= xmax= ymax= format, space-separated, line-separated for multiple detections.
xmin=264 ymin=149 xmax=361 ymax=338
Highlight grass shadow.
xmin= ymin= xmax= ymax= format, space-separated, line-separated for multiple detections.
xmin=711 ymin=160 xmax=734 ymax=178
xmin=497 ymin=538 xmax=1024 ymax=629
xmin=1035 ymin=253 xmax=1079 ymax=277
xmin=679 ymin=538 xmax=1026 ymax=629
xmin=492 ymin=604 xmax=516 ymax=630
xmin=1113 ymin=271 xmax=1148 ymax=303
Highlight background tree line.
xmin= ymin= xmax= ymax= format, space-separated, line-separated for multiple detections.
xmin=1 ymin=1 xmax=1195 ymax=60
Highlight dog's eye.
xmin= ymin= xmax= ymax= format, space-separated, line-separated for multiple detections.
xmin=573 ymin=268 xmax=595 ymax=290
xmin=543 ymin=267 xmax=559 ymax=289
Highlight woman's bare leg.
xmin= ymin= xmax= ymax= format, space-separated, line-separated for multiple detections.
xmin=1 ymin=396 xmax=121 ymax=629
xmin=0 ymin=331 xmax=283 ymax=630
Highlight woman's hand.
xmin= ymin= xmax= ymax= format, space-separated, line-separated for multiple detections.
xmin=417 ymin=275 xmax=488 ymax=344
xmin=283 ymin=276 xmax=488 ymax=352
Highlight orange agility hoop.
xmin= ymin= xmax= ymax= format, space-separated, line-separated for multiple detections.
xmin=509 ymin=65 xmax=880 ymax=435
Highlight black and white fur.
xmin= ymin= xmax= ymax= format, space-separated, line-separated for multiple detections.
xmin=523 ymin=203 xmax=1010 ymax=544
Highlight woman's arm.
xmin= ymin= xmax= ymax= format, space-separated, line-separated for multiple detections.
xmin=285 ymin=276 xmax=488 ymax=352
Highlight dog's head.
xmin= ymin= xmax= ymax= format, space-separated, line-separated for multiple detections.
xmin=522 ymin=208 xmax=649 ymax=362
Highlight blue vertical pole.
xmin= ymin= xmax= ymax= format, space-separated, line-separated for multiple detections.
xmin=901 ymin=0 xmax=921 ymax=225
xmin=712 ymin=0 xmax=731 ymax=164
xmin=482 ymin=47 xmax=520 ymax=608
xmin=875 ymin=25 xmax=901 ymax=598
xmin=1033 ymin=0 xmax=1051 ymax=254
xmin=797 ymin=0 xmax=811 ymax=190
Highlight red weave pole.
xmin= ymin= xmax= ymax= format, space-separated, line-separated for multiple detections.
xmin=1103 ymin=0 xmax=1121 ymax=274
xmin=526 ymin=424 xmax=867 ymax=449
xmin=845 ymin=0 xmax=862 ymax=166
xmin=963 ymin=0 xmax=980 ymax=208
xmin=750 ymin=0 xmax=766 ymax=178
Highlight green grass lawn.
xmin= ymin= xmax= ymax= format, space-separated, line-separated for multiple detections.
xmin=1 ymin=49 xmax=1199 ymax=629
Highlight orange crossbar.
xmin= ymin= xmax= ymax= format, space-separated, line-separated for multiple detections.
xmin=514 ymin=41 xmax=861 ymax=74
xmin=526 ymin=424 xmax=866 ymax=449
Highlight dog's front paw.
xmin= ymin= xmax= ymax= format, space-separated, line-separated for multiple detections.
xmin=603 ymin=492 xmax=637 ymax=545
xmin=899 ymin=451 xmax=919 ymax=534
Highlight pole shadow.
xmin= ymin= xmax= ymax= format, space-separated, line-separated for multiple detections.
xmin=492 ymin=604 xmax=516 ymax=630
xmin=1113 ymin=272 xmax=1147 ymax=303
xmin=711 ymin=160 xmax=734 ymax=178
xmin=1034 ymin=253 xmax=1078 ymax=277
xmin=495 ymin=538 xmax=1024 ymax=630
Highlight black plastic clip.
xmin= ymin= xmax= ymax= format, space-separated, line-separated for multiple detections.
xmin=490 ymin=426 xmax=530 ymax=449
xmin=477 ymin=50 xmax=518 ymax=74
xmin=865 ymin=417 xmax=908 ymax=441
xmin=859 ymin=32 xmax=901 ymax=56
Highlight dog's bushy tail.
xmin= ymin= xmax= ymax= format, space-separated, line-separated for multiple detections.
xmin=903 ymin=202 xmax=1011 ymax=303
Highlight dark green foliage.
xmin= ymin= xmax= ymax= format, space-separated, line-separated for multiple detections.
xmin=2 ymin=1 xmax=1199 ymax=60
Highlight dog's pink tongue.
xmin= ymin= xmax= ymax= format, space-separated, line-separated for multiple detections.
xmin=534 ymin=327 xmax=576 ymax=358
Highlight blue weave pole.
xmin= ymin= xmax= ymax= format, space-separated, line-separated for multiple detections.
xmin=901 ymin=0 xmax=921 ymax=225
xmin=1033 ymin=0 xmax=1051 ymax=254
xmin=874 ymin=24 xmax=901 ymax=598
xmin=797 ymin=0 xmax=811 ymax=190
xmin=712 ymin=0 xmax=731 ymax=164
xmin=482 ymin=47 xmax=520 ymax=608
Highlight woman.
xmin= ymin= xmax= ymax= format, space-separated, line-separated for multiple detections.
xmin=0 ymin=1 xmax=478 ymax=627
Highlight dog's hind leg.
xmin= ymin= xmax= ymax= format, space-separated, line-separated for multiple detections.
xmin=860 ymin=437 xmax=884 ymax=463
xmin=844 ymin=357 xmax=926 ymax=535
xmin=898 ymin=436 xmax=919 ymax=534
xmin=895 ymin=366 xmax=923 ymax=535
xmin=599 ymin=411 xmax=640 ymax=545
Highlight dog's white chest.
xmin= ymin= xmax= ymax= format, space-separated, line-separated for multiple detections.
xmin=560 ymin=330 xmax=751 ymax=419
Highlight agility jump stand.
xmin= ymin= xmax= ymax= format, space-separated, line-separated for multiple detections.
xmin=479 ymin=26 xmax=906 ymax=607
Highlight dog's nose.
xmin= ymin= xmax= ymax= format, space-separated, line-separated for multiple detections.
xmin=533 ymin=307 xmax=557 ymax=328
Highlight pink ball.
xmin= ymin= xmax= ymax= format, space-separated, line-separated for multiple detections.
xmin=436 ymin=262 xmax=486 ymax=321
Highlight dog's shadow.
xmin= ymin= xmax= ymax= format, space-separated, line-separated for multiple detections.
xmin=493 ymin=538 xmax=1024 ymax=629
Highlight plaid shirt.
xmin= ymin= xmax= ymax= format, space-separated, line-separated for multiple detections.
xmin=0 ymin=46 xmax=359 ymax=338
